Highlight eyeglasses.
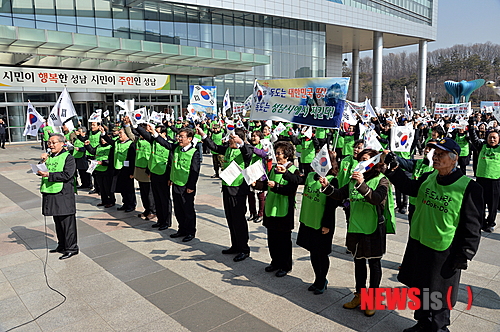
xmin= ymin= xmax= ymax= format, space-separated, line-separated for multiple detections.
xmin=47 ymin=141 xmax=62 ymax=145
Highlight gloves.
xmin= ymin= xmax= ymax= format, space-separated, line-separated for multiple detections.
xmin=468 ymin=117 xmax=475 ymax=127
xmin=384 ymin=152 xmax=397 ymax=165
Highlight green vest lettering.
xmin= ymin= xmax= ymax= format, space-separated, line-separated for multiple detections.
xmin=135 ymin=139 xmax=152 ymax=168
xmin=114 ymin=140 xmax=133 ymax=169
xmin=265 ymin=165 xmax=297 ymax=217
xmin=476 ymin=145 xmax=500 ymax=179
xmin=411 ymin=171 xmax=471 ymax=251
xmin=72 ymin=139 xmax=85 ymax=159
xmin=299 ymin=172 xmax=335 ymax=229
xmin=455 ymin=134 xmax=469 ymax=157
xmin=170 ymin=145 xmax=196 ymax=186
xmin=148 ymin=141 xmax=170 ymax=175
xmin=348 ymin=173 xmax=389 ymax=234
xmin=222 ymin=148 xmax=246 ymax=186
xmin=95 ymin=145 xmax=111 ymax=172
xmin=40 ymin=152 xmax=70 ymax=194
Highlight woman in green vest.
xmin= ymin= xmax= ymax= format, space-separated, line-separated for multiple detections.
xmin=451 ymin=128 xmax=470 ymax=175
xmin=384 ymin=138 xmax=483 ymax=332
xmin=468 ymin=122 xmax=500 ymax=233
xmin=261 ymin=141 xmax=300 ymax=277
xmin=85 ymin=133 xmax=115 ymax=208
xmin=320 ymin=149 xmax=391 ymax=317
xmin=293 ymin=150 xmax=340 ymax=294
xmin=247 ymin=130 xmax=268 ymax=223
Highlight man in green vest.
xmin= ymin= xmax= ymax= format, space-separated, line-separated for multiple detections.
xmin=38 ymin=133 xmax=78 ymax=260
xmin=384 ymin=138 xmax=483 ymax=332
xmin=149 ymin=126 xmax=201 ymax=242
xmin=135 ymin=124 xmax=172 ymax=231
xmin=468 ymin=121 xmax=500 ymax=233
xmin=73 ymin=127 xmax=93 ymax=190
xmin=87 ymin=121 xmax=102 ymax=195
xmin=199 ymin=126 xmax=255 ymax=262
xmin=41 ymin=119 xmax=53 ymax=151
xmin=209 ymin=124 xmax=224 ymax=178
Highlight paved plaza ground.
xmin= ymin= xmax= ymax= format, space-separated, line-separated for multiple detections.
xmin=0 ymin=143 xmax=499 ymax=332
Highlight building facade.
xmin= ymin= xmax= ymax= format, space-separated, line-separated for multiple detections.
xmin=0 ymin=0 xmax=437 ymax=142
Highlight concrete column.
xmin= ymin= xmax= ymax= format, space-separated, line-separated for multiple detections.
xmin=352 ymin=48 xmax=360 ymax=102
xmin=372 ymin=31 xmax=383 ymax=108
xmin=418 ymin=40 xmax=428 ymax=110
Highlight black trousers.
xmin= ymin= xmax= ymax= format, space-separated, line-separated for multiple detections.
xmin=457 ymin=156 xmax=469 ymax=175
xmin=138 ymin=181 xmax=155 ymax=215
xmin=414 ymin=299 xmax=451 ymax=332
xmin=116 ymin=174 xmax=136 ymax=210
xmin=212 ymin=154 xmax=223 ymax=175
xmin=172 ymin=186 xmax=196 ymax=235
xmin=395 ymin=189 xmax=408 ymax=209
xmin=354 ymin=257 xmax=382 ymax=293
xmin=267 ymin=228 xmax=292 ymax=272
xmin=0 ymin=133 xmax=5 ymax=147
xmin=95 ymin=172 xmax=115 ymax=205
xmin=476 ymin=177 xmax=500 ymax=228
xmin=311 ymin=250 xmax=330 ymax=288
xmin=222 ymin=189 xmax=250 ymax=253
xmin=78 ymin=169 xmax=92 ymax=188
xmin=151 ymin=173 xmax=172 ymax=227
xmin=92 ymin=173 xmax=100 ymax=193
xmin=53 ymin=214 xmax=78 ymax=254
xmin=299 ymin=162 xmax=312 ymax=177
xmin=408 ymin=203 xmax=416 ymax=225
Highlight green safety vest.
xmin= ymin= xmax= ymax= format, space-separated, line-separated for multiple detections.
xmin=300 ymin=138 xmax=315 ymax=163
xmin=337 ymin=155 xmax=358 ymax=188
xmin=95 ymin=145 xmax=112 ymax=172
xmin=167 ymin=127 xmax=175 ymax=139
xmin=455 ymin=134 xmax=469 ymax=157
xmin=211 ymin=132 xmax=223 ymax=155
xmin=175 ymin=123 xmax=182 ymax=129
xmin=299 ymin=172 xmax=335 ymax=230
xmin=333 ymin=131 xmax=344 ymax=149
xmin=86 ymin=131 xmax=101 ymax=156
xmin=250 ymin=142 xmax=263 ymax=164
xmin=395 ymin=151 xmax=411 ymax=160
xmin=343 ymin=135 xmax=355 ymax=156
xmin=222 ymin=148 xmax=246 ymax=186
xmin=64 ymin=132 xmax=71 ymax=142
xmin=409 ymin=159 xmax=434 ymax=205
xmin=265 ymin=165 xmax=297 ymax=217
xmin=348 ymin=173 xmax=395 ymax=234
xmin=148 ymin=140 xmax=170 ymax=175
xmin=40 ymin=152 xmax=69 ymax=194
xmin=135 ymin=139 xmax=152 ymax=168
xmin=380 ymin=133 xmax=389 ymax=149
xmin=114 ymin=140 xmax=133 ymax=170
xmin=476 ymin=145 xmax=500 ymax=179
xmin=316 ymin=128 xmax=327 ymax=139
xmin=170 ymin=145 xmax=196 ymax=186
xmin=42 ymin=126 xmax=53 ymax=141
xmin=72 ymin=139 xmax=85 ymax=159
xmin=411 ymin=170 xmax=470 ymax=251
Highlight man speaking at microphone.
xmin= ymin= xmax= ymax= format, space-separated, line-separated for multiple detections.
xmin=38 ymin=133 xmax=79 ymax=260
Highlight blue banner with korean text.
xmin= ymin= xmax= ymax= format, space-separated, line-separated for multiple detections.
xmin=250 ymin=77 xmax=350 ymax=128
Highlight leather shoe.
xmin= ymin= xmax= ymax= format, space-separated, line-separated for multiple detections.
xmin=246 ymin=214 xmax=255 ymax=221
xmin=182 ymin=234 xmax=195 ymax=242
xmin=88 ymin=189 xmax=97 ymax=194
xmin=233 ymin=252 xmax=249 ymax=262
xmin=124 ymin=208 xmax=134 ymax=213
xmin=97 ymin=203 xmax=105 ymax=207
xmin=59 ymin=252 xmax=78 ymax=260
xmin=275 ymin=269 xmax=289 ymax=277
xmin=170 ymin=232 xmax=186 ymax=238
xmin=254 ymin=216 xmax=262 ymax=223
xmin=222 ymin=247 xmax=238 ymax=255
xmin=265 ymin=265 xmax=278 ymax=272
xmin=117 ymin=205 xmax=126 ymax=211
xmin=104 ymin=204 xmax=115 ymax=208
xmin=49 ymin=248 xmax=63 ymax=253
xmin=158 ymin=225 xmax=169 ymax=231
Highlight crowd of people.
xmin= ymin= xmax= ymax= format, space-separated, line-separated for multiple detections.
xmin=36 ymin=106 xmax=498 ymax=332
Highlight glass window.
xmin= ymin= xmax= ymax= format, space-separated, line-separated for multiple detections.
xmin=244 ymin=26 xmax=254 ymax=48
xmin=36 ymin=20 xmax=56 ymax=30
xmin=129 ymin=7 xmax=144 ymax=32
xmin=77 ymin=16 xmax=95 ymax=26
xmin=0 ymin=0 xmax=12 ymax=14
xmin=96 ymin=28 xmax=112 ymax=37
xmin=94 ymin=0 xmax=111 ymax=18
xmin=56 ymin=0 xmax=75 ymax=24
xmin=78 ymin=26 xmax=95 ymax=34
xmin=57 ymin=23 xmax=76 ymax=32
xmin=12 ymin=0 xmax=33 ymax=14
xmin=13 ymin=17 xmax=35 ymax=28
xmin=75 ymin=0 xmax=93 ymax=16
xmin=211 ymin=13 xmax=223 ymax=44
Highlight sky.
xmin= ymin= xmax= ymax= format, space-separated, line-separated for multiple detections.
xmin=355 ymin=0 xmax=500 ymax=57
